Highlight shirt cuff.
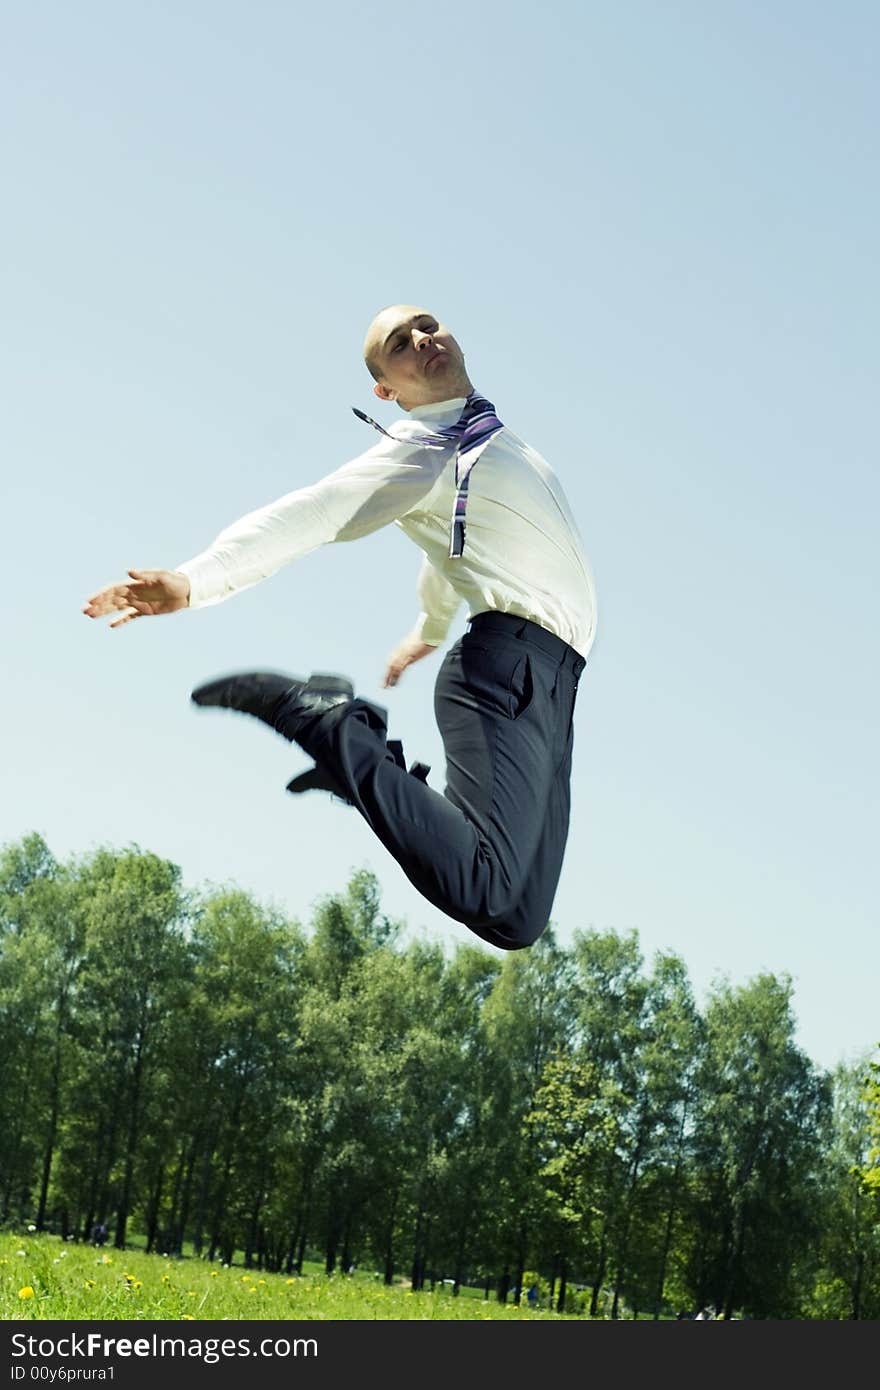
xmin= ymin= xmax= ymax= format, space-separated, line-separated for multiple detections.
xmin=174 ymin=554 xmax=229 ymax=609
xmin=415 ymin=611 xmax=449 ymax=646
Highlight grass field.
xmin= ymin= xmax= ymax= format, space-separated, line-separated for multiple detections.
xmin=1 ymin=1231 xmax=575 ymax=1321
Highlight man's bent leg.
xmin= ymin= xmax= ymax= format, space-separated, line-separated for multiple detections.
xmin=432 ymin=631 xmax=577 ymax=948
xmin=477 ymin=729 xmax=574 ymax=949
xmin=291 ymin=629 xmax=578 ymax=946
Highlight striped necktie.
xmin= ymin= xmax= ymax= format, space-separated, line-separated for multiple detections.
xmin=352 ymin=391 xmax=504 ymax=557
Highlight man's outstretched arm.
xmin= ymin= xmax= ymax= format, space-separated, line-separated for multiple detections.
xmin=82 ymin=433 xmax=445 ymax=629
xmin=83 ymin=569 xmax=191 ymax=629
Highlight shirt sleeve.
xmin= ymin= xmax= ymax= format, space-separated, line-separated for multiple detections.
xmin=176 ymin=433 xmax=448 ymax=609
xmin=414 ymin=554 xmax=463 ymax=646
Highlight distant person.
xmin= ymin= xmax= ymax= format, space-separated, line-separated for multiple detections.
xmin=91 ymin=1221 xmax=107 ymax=1247
xmin=83 ymin=305 xmax=597 ymax=951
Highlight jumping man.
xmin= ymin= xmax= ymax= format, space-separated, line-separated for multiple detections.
xmin=83 ymin=305 xmax=597 ymax=950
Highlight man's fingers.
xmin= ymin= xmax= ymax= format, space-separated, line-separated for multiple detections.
xmin=84 ymin=584 xmax=131 ymax=606
xmin=83 ymin=595 xmax=122 ymax=618
xmin=84 ymin=580 xmax=152 ymax=616
xmin=83 ymin=592 xmax=130 ymax=621
xmin=108 ymin=608 xmax=141 ymax=629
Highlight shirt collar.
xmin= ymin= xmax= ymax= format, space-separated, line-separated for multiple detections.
xmin=405 ymin=397 xmax=468 ymax=429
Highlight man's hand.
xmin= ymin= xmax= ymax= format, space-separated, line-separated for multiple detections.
xmin=82 ymin=569 xmax=191 ymax=629
xmin=383 ymin=631 xmax=438 ymax=687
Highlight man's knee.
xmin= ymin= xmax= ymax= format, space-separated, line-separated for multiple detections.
xmin=464 ymin=876 xmax=549 ymax=950
xmin=467 ymin=910 xmax=548 ymax=951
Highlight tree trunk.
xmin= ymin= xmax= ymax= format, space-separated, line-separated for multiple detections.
xmin=324 ymin=1197 xmax=340 ymax=1275
xmin=165 ymin=1136 xmax=188 ymax=1253
xmin=611 ymin=1144 xmax=645 ymax=1320
xmin=208 ymin=1136 xmax=239 ymax=1264
xmin=174 ymin=1145 xmax=198 ymax=1256
xmin=556 ymin=1258 xmax=567 ymax=1314
xmin=116 ymin=1027 xmax=148 ymax=1249
xmin=721 ymin=1208 xmax=748 ymax=1320
xmin=296 ymin=1221 xmax=308 ymax=1275
xmin=144 ymin=1165 xmax=164 ymax=1253
xmin=851 ymin=1249 xmax=863 ymax=1320
xmin=452 ymin=1219 xmax=469 ymax=1295
xmin=410 ymin=1204 xmax=425 ymax=1291
xmin=513 ymin=1225 xmax=527 ymax=1306
xmin=191 ymin=1138 xmax=214 ymax=1258
xmin=654 ymin=1179 xmax=681 ymax=1315
xmin=383 ymin=1189 xmax=397 ymax=1285
xmin=590 ymin=1229 xmax=607 ymax=1318
xmin=654 ymin=1098 xmax=689 ymax=1317
xmin=341 ymin=1212 xmax=353 ymax=1277
xmin=36 ymin=1019 xmax=65 ymax=1230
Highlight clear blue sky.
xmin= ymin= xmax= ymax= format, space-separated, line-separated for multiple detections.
xmin=3 ymin=1 xmax=877 ymax=1072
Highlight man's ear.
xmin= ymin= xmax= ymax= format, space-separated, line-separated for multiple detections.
xmin=373 ymin=381 xmax=396 ymax=402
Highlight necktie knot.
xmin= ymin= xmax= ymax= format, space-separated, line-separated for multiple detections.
xmin=443 ymin=392 xmax=500 ymax=447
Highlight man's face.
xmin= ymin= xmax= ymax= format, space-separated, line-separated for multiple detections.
xmin=364 ymin=305 xmax=472 ymax=410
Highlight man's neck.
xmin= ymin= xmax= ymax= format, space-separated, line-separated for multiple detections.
xmin=399 ymin=378 xmax=474 ymax=412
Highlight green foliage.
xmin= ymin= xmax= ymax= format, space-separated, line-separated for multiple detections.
xmin=1 ymin=832 xmax=876 ymax=1320
xmin=859 ymin=1052 xmax=880 ymax=1196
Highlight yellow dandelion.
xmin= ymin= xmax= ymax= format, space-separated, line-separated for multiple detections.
xmin=258 ymin=1279 xmax=266 ymax=1285
xmin=123 ymin=1273 xmax=136 ymax=1283
xmin=187 ymin=1291 xmax=197 ymax=1297
xmin=181 ymin=1314 xmax=195 ymax=1321
xmin=286 ymin=1278 xmax=295 ymax=1285
xmin=19 ymin=1286 xmax=36 ymax=1300
xmin=84 ymin=1279 xmax=96 ymax=1289
xmin=161 ymin=1274 xmax=171 ymax=1284
xmin=210 ymin=1270 xmax=219 ymax=1278
xmin=101 ymin=1254 xmax=113 ymax=1265
xmin=248 ymin=1286 xmax=258 ymax=1294
xmin=241 ymin=1274 xmax=251 ymax=1282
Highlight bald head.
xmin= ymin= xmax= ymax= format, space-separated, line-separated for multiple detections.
xmin=362 ymin=305 xmax=472 ymax=411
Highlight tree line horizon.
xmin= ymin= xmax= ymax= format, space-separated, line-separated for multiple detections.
xmin=2 ymin=831 xmax=878 ymax=1319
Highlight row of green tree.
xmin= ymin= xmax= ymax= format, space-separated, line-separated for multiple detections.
xmin=2 ymin=832 xmax=878 ymax=1318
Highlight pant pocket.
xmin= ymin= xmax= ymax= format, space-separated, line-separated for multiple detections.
xmin=508 ymin=654 xmax=534 ymax=721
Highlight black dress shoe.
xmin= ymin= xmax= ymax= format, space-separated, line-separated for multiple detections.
xmin=287 ymin=754 xmax=430 ymax=803
xmin=286 ymin=764 xmax=353 ymax=803
xmin=191 ymin=670 xmax=353 ymax=738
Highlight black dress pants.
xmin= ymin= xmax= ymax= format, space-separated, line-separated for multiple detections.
xmin=294 ymin=612 xmax=586 ymax=950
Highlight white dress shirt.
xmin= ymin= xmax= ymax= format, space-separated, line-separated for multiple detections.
xmin=176 ymin=397 xmax=597 ymax=659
